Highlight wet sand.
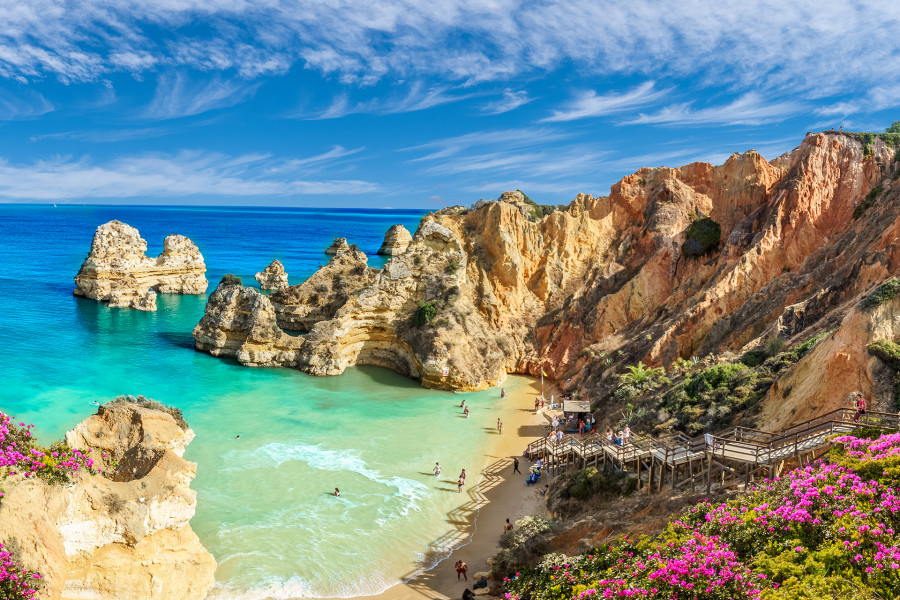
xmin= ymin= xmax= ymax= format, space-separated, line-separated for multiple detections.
xmin=355 ymin=377 xmax=556 ymax=600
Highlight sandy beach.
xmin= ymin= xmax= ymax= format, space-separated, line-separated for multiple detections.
xmin=356 ymin=376 xmax=557 ymax=600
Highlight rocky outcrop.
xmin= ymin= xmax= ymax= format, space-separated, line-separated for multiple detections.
xmin=193 ymin=131 xmax=900 ymax=415
xmin=74 ymin=221 xmax=207 ymax=311
xmin=377 ymin=224 xmax=413 ymax=255
xmin=255 ymin=259 xmax=289 ymax=290
xmin=325 ymin=237 xmax=350 ymax=255
xmin=0 ymin=401 xmax=215 ymax=600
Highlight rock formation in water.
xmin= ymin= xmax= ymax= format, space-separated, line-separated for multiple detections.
xmin=324 ymin=237 xmax=350 ymax=255
xmin=193 ymin=131 xmax=900 ymax=420
xmin=74 ymin=221 xmax=208 ymax=311
xmin=0 ymin=400 xmax=215 ymax=600
xmin=255 ymin=259 xmax=289 ymax=290
xmin=377 ymin=224 xmax=413 ymax=255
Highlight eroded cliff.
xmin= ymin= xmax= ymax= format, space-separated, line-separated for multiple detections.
xmin=0 ymin=400 xmax=215 ymax=600
xmin=74 ymin=220 xmax=207 ymax=310
xmin=193 ymin=132 xmax=900 ymax=418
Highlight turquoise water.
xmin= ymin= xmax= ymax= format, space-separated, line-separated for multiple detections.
xmin=0 ymin=205 xmax=520 ymax=598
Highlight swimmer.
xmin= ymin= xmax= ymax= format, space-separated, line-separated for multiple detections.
xmin=334 ymin=488 xmax=340 ymax=497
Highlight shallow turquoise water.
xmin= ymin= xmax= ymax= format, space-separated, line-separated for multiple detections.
xmin=0 ymin=205 xmax=519 ymax=598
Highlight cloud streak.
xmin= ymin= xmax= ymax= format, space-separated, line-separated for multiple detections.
xmin=0 ymin=151 xmax=378 ymax=200
xmin=626 ymin=94 xmax=804 ymax=126
xmin=542 ymin=82 xmax=665 ymax=122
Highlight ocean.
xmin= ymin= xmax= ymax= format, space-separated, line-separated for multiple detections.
xmin=0 ymin=204 xmax=524 ymax=598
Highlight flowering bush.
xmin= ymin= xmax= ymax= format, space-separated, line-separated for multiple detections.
xmin=0 ymin=542 xmax=40 ymax=599
xmin=0 ymin=412 xmax=95 ymax=486
xmin=505 ymin=431 xmax=900 ymax=600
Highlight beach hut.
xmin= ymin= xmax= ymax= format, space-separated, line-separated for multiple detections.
xmin=562 ymin=399 xmax=592 ymax=432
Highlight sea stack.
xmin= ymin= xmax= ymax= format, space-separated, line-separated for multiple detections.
xmin=377 ymin=224 xmax=412 ymax=255
xmin=74 ymin=220 xmax=207 ymax=311
xmin=325 ymin=237 xmax=351 ymax=255
xmin=255 ymin=259 xmax=289 ymax=290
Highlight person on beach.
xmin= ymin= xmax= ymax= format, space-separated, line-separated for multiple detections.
xmin=459 ymin=469 xmax=467 ymax=485
xmin=334 ymin=488 xmax=340 ymax=497
xmin=464 ymin=405 xmax=469 ymax=418
xmin=501 ymin=388 xmax=505 ymax=398
xmin=513 ymin=457 xmax=521 ymax=474
xmin=534 ymin=397 xmax=540 ymax=412
xmin=455 ymin=560 xmax=468 ymax=581
xmin=457 ymin=477 xmax=463 ymax=493
xmin=540 ymin=484 xmax=549 ymax=496
xmin=460 ymin=399 xmax=466 ymax=409
xmin=497 ymin=418 xmax=503 ymax=435
xmin=504 ymin=518 xmax=513 ymax=533
xmin=541 ymin=396 xmax=545 ymax=409
xmin=434 ymin=462 xmax=442 ymax=477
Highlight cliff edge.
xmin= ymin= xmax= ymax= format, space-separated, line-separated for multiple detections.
xmin=0 ymin=400 xmax=215 ymax=600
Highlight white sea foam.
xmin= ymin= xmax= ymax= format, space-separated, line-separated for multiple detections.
xmin=206 ymin=572 xmax=402 ymax=600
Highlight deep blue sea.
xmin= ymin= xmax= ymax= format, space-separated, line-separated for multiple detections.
xmin=0 ymin=204 xmax=532 ymax=598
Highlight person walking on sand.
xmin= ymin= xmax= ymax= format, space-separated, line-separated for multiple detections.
xmin=513 ymin=457 xmax=521 ymax=474
xmin=434 ymin=462 xmax=442 ymax=477
xmin=497 ymin=418 xmax=503 ymax=435
xmin=459 ymin=469 xmax=467 ymax=485
xmin=457 ymin=477 xmax=463 ymax=493
xmin=455 ymin=560 xmax=468 ymax=581
xmin=504 ymin=518 xmax=513 ymax=533
xmin=534 ymin=396 xmax=540 ymax=412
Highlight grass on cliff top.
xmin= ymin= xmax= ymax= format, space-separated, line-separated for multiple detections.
xmin=108 ymin=394 xmax=188 ymax=430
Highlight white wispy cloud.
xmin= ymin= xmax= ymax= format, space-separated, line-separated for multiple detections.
xmin=480 ymin=89 xmax=531 ymax=115
xmin=405 ymin=127 xmax=573 ymax=162
xmin=542 ymin=82 xmax=666 ymax=122
xmin=0 ymin=151 xmax=379 ymax=200
xmin=626 ymin=94 xmax=804 ymax=126
xmin=1 ymin=0 xmax=898 ymax=107
xmin=144 ymin=73 xmax=261 ymax=119
xmin=0 ymin=90 xmax=53 ymax=120
xmin=30 ymin=127 xmax=174 ymax=143
xmin=304 ymin=82 xmax=478 ymax=119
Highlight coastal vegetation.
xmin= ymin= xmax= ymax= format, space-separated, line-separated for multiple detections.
xmin=504 ymin=430 xmax=900 ymax=600
xmin=861 ymin=278 xmax=900 ymax=309
xmin=109 ymin=394 xmax=188 ymax=430
xmin=219 ymin=273 xmax=243 ymax=286
xmin=614 ymin=332 xmax=831 ymax=437
xmin=0 ymin=542 xmax=39 ymax=600
xmin=412 ymin=301 xmax=437 ymax=327
xmin=682 ymin=217 xmax=721 ymax=257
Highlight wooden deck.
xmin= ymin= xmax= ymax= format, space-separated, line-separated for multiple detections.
xmin=525 ymin=408 xmax=899 ymax=493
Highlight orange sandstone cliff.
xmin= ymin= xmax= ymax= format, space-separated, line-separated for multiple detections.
xmin=193 ymin=132 xmax=900 ymax=425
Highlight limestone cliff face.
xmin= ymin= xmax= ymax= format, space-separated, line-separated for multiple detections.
xmin=378 ymin=224 xmax=413 ymax=255
xmin=255 ymin=259 xmax=289 ymax=290
xmin=0 ymin=402 xmax=215 ymax=600
xmin=74 ymin=221 xmax=207 ymax=310
xmin=193 ymin=132 xmax=900 ymax=411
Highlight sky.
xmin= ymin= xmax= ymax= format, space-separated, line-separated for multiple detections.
xmin=1 ymin=1 xmax=900 ymax=208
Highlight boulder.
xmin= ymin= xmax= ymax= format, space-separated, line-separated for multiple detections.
xmin=377 ymin=224 xmax=413 ymax=255
xmin=325 ymin=237 xmax=351 ymax=255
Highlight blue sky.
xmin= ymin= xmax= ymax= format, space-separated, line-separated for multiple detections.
xmin=1 ymin=1 xmax=899 ymax=208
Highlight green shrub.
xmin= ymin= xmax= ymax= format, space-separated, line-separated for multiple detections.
xmin=411 ymin=302 xmax=436 ymax=327
xmin=491 ymin=515 xmax=556 ymax=578
xmin=852 ymin=185 xmax=883 ymax=219
xmin=795 ymin=330 xmax=834 ymax=357
xmin=219 ymin=273 xmax=243 ymax=287
xmin=562 ymin=466 xmax=629 ymax=501
xmin=860 ymin=277 xmax=900 ymax=308
xmin=446 ymin=261 xmax=458 ymax=274
xmin=682 ymin=217 xmax=722 ymax=257
xmin=740 ymin=349 xmax=768 ymax=367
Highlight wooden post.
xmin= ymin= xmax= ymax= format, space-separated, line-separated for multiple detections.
xmin=706 ymin=451 xmax=713 ymax=495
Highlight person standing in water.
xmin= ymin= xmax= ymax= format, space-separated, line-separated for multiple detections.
xmin=334 ymin=488 xmax=340 ymax=497
xmin=464 ymin=405 xmax=470 ymax=418
xmin=434 ymin=462 xmax=442 ymax=477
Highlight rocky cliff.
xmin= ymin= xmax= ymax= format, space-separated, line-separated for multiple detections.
xmin=324 ymin=237 xmax=350 ymax=255
xmin=377 ymin=224 xmax=413 ymax=255
xmin=0 ymin=400 xmax=215 ymax=600
xmin=74 ymin=221 xmax=208 ymax=310
xmin=192 ymin=132 xmax=900 ymax=419
xmin=255 ymin=259 xmax=289 ymax=290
